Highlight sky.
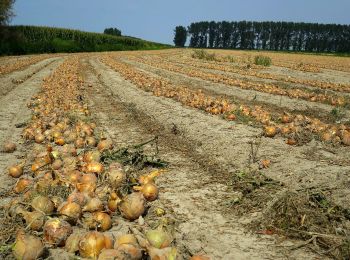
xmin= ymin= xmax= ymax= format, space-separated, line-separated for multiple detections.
xmin=11 ymin=0 xmax=350 ymax=45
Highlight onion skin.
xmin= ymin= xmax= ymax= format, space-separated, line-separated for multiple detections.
xmin=43 ymin=218 xmax=73 ymax=246
xmin=79 ymin=231 xmax=110 ymax=259
xmin=118 ymin=193 xmax=145 ymax=221
xmin=31 ymin=195 xmax=55 ymax=215
xmin=13 ymin=230 xmax=44 ymax=260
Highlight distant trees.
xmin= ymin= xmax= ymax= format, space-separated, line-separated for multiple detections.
xmin=179 ymin=21 xmax=350 ymax=53
xmin=173 ymin=26 xmax=187 ymax=47
xmin=104 ymin=27 xmax=121 ymax=37
xmin=0 ymin=0 xmax=15 ymax=25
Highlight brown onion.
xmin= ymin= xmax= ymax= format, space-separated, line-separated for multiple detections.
xmin=86 ymin=137 xmax=97 ymax=147
xmin=35 ymin=134 xmax=45 ymax=144
xmin=65 ymin=232 xmax=83 ymax=253
xmin=118 ymin=193 xmax=145 ymax=221
xmin=264 ymin=126 xmax=277 ymax=137
xmin=115 ymin=234 xmax=138 ymax=247
xmin=116 ymin=243 xmax=142 ymax=260
xmin=83 ymin=197 xmax=104 ymax=212
xmin=67 ymin=192 xmax=87 ymax=206
xmin=108 ymin=169 xmax=126 ymax=188
xmin=43 ymin=218 xmax=73 ymax=246
xmin=14 ymin=178 xmax=32 ymax=193
xmin=13 ymin=230 xmax=44 ymax=260
xmin=86 ymin=162 xmax=104 ymax=174
xmin=52 ymin=159 xmax=63 ymax=170
xmin=98 ymin=249 xmax=123 ymax=260
xmin=31 ymin=195 xmax=55 ymax=214
xmin=89 ymin=212 xmax=112 ymax=231
xmin=97 ymin=139 xmax=113 ymax=152
xmin=22 ymin=211 xmax=45 ymax=231
xmin=84 ymin=150 xmax=101 ymax=163
xmin=79 ymin=231 xmax=110 ymax=259
xmin=8 ymin=164 xmax=23 ymax=178
xmin=107 ymin=192 xmax=122 ymax=212
xmin=59 ymin=202 xmax=82 ymax=224
xmin=134 ymin=182 xmax=158 ymax=202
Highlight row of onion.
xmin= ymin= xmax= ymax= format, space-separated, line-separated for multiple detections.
xmin=4 ymin=56 xmax=207 ymax=259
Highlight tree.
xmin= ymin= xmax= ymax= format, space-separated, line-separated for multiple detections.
xmin=103 ymin=27 xmax=121 ymax=36
xmin=0 ymin=0 xmax=14 ymax=25
xmin=173 ymin=26 xmax=187 ymax=47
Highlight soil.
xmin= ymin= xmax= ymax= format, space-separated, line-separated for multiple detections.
xmin=1 ymin=50 xmax=349 ymax=259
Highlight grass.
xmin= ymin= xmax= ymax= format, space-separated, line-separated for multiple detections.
xmin=254 ymin=55 xmax=272 ymax=66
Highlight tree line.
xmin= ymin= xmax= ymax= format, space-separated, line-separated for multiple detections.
xmin=174 ymin=21 xmax=350 ymax=53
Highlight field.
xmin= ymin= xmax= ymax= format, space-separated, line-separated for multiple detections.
xmin=0 ymin=49 xmax=350 ymax=259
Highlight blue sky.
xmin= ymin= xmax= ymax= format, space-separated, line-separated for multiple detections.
xmin=11 ymin=0 xmax=350 ymax=44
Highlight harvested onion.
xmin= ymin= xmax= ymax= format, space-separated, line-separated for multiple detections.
xmin=59 ymin=202 xmax=82 ymax=224
xmin=79 ymin=231 xmax=112 ymax=259
xmin=43 ymin=218 xmax=73 ymax=246
xmin=119 ymin=193 xmax=145 ymax=221
xmin=13 ymin=230 xmax=44 ymax=260
xmin=146 ymin=227 xmax=172 ymax=249
xmin=83 ymin=197 xmax=104 ymax=212
xmin=134 ymin=182 xmax=158 ymax=201
xmin=31 ymin=195 xmax=55 ymax=214
xmin=65 ymin=232 xmax=82 ymax=253
xmin=8 ymin=164 xmax=23 ymax=178
xmin=22 ymin=211 xmax=45 ymax=231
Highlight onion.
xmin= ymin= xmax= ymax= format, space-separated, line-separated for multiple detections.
xmin=118 ymin=193 xmax=145 ymax=221
xmin=146 ymin=227 xmax=172 ymax=249
xmin=139 ymin=170 xmax=165 ymax=185
xmin=286 ymin=138 xmax=297 ymax=145
xmin=107 ymin=192 xmax=122 ymax=212
xmin=43 ymin=218 xmax=73 ymax=246
xmin=98 ymin=249 xmax=123 ymax=260
xmin=65 ymin=232 xmax=83 ymax=253
xmin=51 ymin=196 xmax=64 ymax=209
xmin=59 ymin=202 xmax=82 ymax=224
xmin=52 ymin=159 xmax=63 ymax=170
xmin=55 ymin=137 xmax=65 ymax=146
xmin=75 ymin=137 xmax=85 ymax=148
xmin=79 ymin=231 xmax=111 ymax=259
xmin=342 ymin=131 xmax=350 ymax=146
xmin=13 ymin=230 xmax=44 ymax=260
xmin=3 ymin=142 xmax=16 ymax=153
xmin=86 ymin=137 xmax=97 ymax=147
xmin=67 ymin=192 xmax=87 ymax=206
xmin=84 ymin=151 xmax=101 ymax=163
xmin=134 ymin=182 xmax=158 ymax=202
xmin=97 ymin=139 xmax=113 ymax=152
xmin=226 ymin=114 xmax=236 ymax=121
xmin=66 ymin=170 xmax=82 ymax=184
xmin=35 ymin=134 xmax=45 ymax=143
xmin=86 ymin=162 xmax=104 ymax=174
xmin=14 ymin=178 xmax=32 ymax=193
xmin=89 ymin=212 xmax=112 ymax=231
xmin=8 ymin=164 xmax=23 ymax=178
xmin=264 ymin=126 xmax=277 ymax=137
xmin=83 ymin=197 xmax=104 ymax=212
xmin=31 ymin=195 xmax=55 ymax=214
xmin=115 ymin=234 xmax=138 ymax=247
xmin=115 ymin=243 xmax=142 ymax=260
xmin=108 ymin=169 xmax=126 ymax=188
xmin=77 ymin=182 xmax=97 ymax=194
xmin=147 ymin=246 xmax=177 ymax=260
xmin=22 ymin=211 xmax=45 ymax=231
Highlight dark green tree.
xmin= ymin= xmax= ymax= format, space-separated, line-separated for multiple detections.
xmin=104 ymin=28 xmax=121 ymax=36
xmin=173 ymin=26 xmax=187 ymax=47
